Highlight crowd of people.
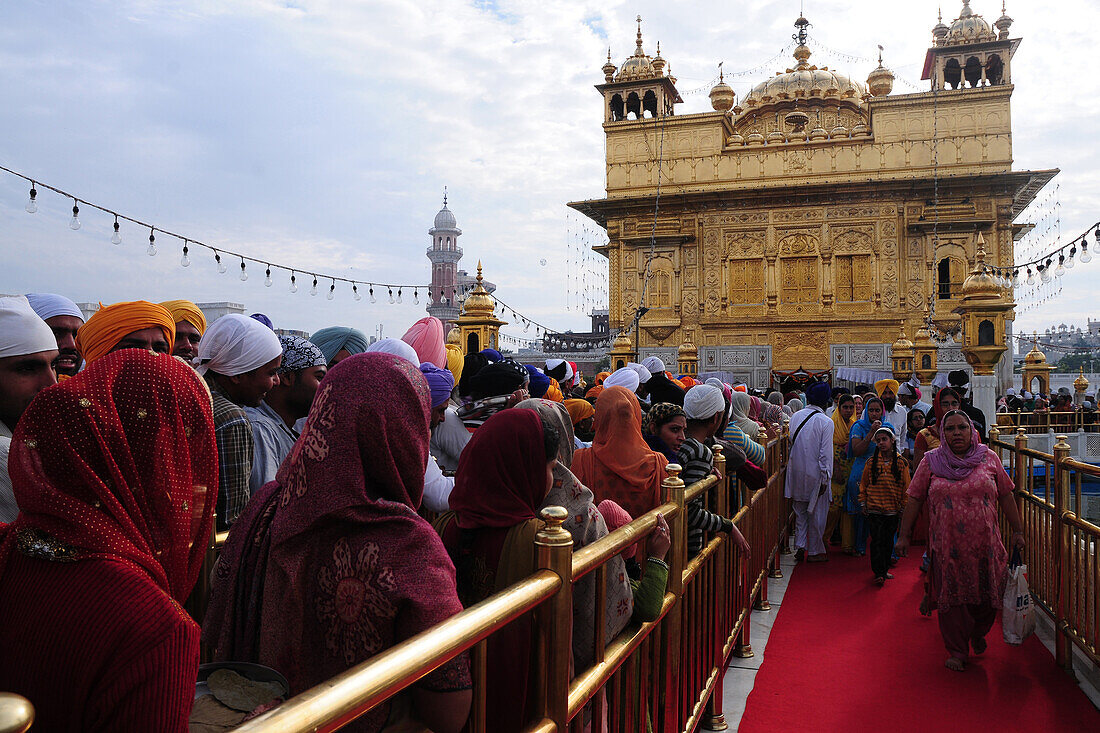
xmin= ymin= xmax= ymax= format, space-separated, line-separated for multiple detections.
xmin=0 ymin=290 xmax=1031 ymax=733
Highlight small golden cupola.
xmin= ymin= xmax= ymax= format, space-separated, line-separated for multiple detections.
xmin=709 ymin=64 xmax=735 ymax=113
xmin=597 ymin=17 xmax=682 ymax=123
xmin=866 ymin=46 xmax=895 ymax=97
xmin=455 ymin=262 xmax=506 ymax=356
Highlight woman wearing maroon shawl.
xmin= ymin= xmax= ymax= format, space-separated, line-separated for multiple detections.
xmin=0 ymin=350 xmax=217 ymax=732
xmin=896 ymin=410 xmax=1026 ymax=671
xmin=203 ymin=353 xmax=471 ymax=732
xmin=441 ymin=409 xmax=559 ymax=733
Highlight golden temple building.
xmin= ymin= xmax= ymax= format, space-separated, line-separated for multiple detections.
xmin=570 ymin=3 xmax=1056 ymax=388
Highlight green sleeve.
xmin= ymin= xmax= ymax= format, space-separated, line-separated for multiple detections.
xmin=630 ymin=559 xmax=670 ymax=623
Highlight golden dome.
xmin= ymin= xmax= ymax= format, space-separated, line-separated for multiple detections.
xmin=677 ymin=341 xmax=698 ymax=357
xmin=914 ymin=324 xmax=934 ymax=346
xmin=615 ymin=16 xmax=659 ymax=82
xmin=959 ymin=233 xmax=1003 ymax=300
xmin=612 ymin=332 xmax=633 ymax=351
xmin=710 ymin=68 xmax=735 ymax=113
xmin=1074 ymin=367 xmax=1090 ymax=391
xmin=460 ymin=261 xmax=497 ymax=317
xmin=866 ymin=48 xmax=894 ymax=97
xmin=892 ymin=325 xmax=914 ymax=353
xmin=945 ymin=1 xmax=995 ymax=45
xmin=1024 ymin=343 xmax=1048 ymax=365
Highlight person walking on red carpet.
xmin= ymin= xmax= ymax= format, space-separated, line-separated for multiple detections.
xmin=895 ymin=410 xmax=1026 ymax=671
xmin=784 ymin=382 xmax=834 ymax=562
xmin=859 ymin=427 xmax=910 ymax=586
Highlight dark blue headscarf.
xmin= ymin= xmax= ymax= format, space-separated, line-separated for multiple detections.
xmin=524 ymin=365 xmax=551 ymax=398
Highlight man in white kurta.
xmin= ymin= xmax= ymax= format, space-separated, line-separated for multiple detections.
xmin=784 ymin=382 xmax=835 ymax=561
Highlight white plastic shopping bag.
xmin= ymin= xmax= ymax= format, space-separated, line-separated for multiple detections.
xmin=1002 ymin=550 xmax=1036 ymax=645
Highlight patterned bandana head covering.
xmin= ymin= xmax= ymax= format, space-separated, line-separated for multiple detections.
xmin=25 ymin=293 xmax=84 ymax=322
xmin=195 ymin=314 xmax=283 ymax=377
xmin=309 ymin=326 xmax=370 ymax=364
xmin=564 ymin=398 xmax=595 ymax=426
xmin=645 ymin=402 xmax=686 ymax=436
xmin=249 ymin=313 xmax=275 ymax=330
xmin=480 ymin=348 xmax=503 ymax=363
xmin=420 ymin=362 xmax=455 ymax=408
xmin=525 ymin=365 xmax=551 ymax=398
xmin=160 ymin=300 xmax=207 ymax=334
xmin=0 ymin=296 xmax=57 ymax=358
xmin=1 ymin=350 xmax=217 ymax=602
xmin=75 ymin=301 xmax=176 ymax=366
xmin=450 ymin=409 xmax=548 ymax=529
xmin=402 ymin=317 xmax=447 ymax=369
xmin=277 ymin=335 xmax=326 ymax=375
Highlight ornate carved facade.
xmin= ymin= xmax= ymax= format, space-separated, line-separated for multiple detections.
xmin=570 ymin=5 xmax=1056 ymax=386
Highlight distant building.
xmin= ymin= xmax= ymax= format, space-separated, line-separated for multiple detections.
xmin=426 ymin=192 xmax=495 ymax=331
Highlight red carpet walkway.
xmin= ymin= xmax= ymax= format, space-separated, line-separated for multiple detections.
xmin=737 ymin=550 xmax=1100 ymax=732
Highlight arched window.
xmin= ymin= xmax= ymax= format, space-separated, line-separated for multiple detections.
xmin=978 ymin=319 xmax=995 ymax=346
xmin=466 ymin=332 xmax=479 ymax=354
xmin=651 ymin=270 xmax=672 ymax=308
xmin=609 ymin=94 xmax=625 ymax=121
xmin=944 ymin=59 xmax=962 ymax=89
xmin=938 ymin=257 xmax=965 ymax=299
xmin=964 ymin=56 xmax=982 ymax=88
xmin=986 ymin=55 xmax=1003 ymax=85
xmin=922 ymin=354 xmax=932 ymax=370
xmin=643 ymin=90 xmax=658 ymax=118
xmin=626 ymin=92 xmax=642 ymax=120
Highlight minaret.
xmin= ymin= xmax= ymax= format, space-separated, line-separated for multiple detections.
xmin=427 ymin=188 xmax=463 ymax=329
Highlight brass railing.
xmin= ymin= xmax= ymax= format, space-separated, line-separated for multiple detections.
xmin=233 ymin=432 xmax=790 ymax=732
xmin=988 ymin=426 xmax=1100 ymax=673
xmin=995 ymin=409 xmax=1100 ymax=434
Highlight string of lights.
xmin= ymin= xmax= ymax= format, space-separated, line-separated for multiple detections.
xmin=2 ymin=163 xmax=433 ymax=302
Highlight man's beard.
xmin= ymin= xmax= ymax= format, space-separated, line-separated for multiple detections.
xmin=55 ymin=349 xmax=82 ymax=377
xmin=882 ymin=396 xmax=896 ymax=411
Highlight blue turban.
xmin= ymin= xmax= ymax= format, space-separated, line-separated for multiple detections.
xmin=525 ymin=365 xmax=551 ymax=398
xmin=250 ymin=313 xmax=274 ymax=330
xmin=420 ymin=362 xmax=455 ymax=408
xmin=807 ymin=381 xmax=832 ymax=408
xmin=479 ymin=348 xmax=503 ymax=362
xmin=310 ymin=326 xmax=370 ymax=365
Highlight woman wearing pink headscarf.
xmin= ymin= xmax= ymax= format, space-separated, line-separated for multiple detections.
xmin=402 ymin=316 xmax=447 ymax=368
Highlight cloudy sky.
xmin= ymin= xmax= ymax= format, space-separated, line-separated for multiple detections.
xmin=1 ymin=0 xmax=1096 ymax=343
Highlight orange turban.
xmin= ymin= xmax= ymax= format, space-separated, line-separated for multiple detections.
xmin=546 ymin=378 xmax=564 ymax=403
xmin=594 ymin=371 xmax=610 ymax=386
xmin=680 ymin=376 xmax=697 ymax=388
xmin=734 ymin=385 xmax=748 ymax=393
xmin=76 ymin=301 xmax=176 ymax=366
xmin=586 ymin=384 xmax=605 ymax=401
xmin=159 ymin=300 xmax=207 ymax=334
xmin=564 ymin=398 xmax=595 ymax=426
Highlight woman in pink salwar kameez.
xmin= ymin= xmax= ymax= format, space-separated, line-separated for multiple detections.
xmin=895 ymin=410 xmax=1026 ymax=671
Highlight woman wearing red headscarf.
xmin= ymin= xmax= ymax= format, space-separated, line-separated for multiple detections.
xmin=572 ymin=386 xmax=670 ymax=520
xmin=0 ymin=350 xmax=216 ymax=732
xmin=440 ymin=409 xmax=560 ymax=733
xmin=204 ymin=353 xmax=471 ymax=733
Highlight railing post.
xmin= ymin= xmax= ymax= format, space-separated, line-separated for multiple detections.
xmin=1052 ymin=436 xmax=1073 ymax=673
xmin=704 ymin=446 xmax=730 ymax=732
xmin=661 ymin=464 xmax=686 ymax=732
xmin=1014 ymin=428 xmax=1027 ymax=493
xmin=0 ymin=693 xmax=34 ymax=733
xmin=535 ymin=506 xmax=574 ymax=731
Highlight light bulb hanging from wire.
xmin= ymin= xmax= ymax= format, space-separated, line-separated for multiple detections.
xmin=369 ymin=286 xmax=376 ymax=304
xmin=215 ymin=252 xmax=227 ymax=274
xmin=147 ymin=229 xmax=157 ymax=256
xmin=290 ymin=272 xmax=298 ymax=293
xmin=1055 ymin=255 xmax=1065 ymax=278
xmin=388 ymin=288 xmax=394 ymax=304
xmin=396 ymin=288 xmax=402 ymax=304
xmin=111 ymin=216 xmax=122 ymax=244
xmin=1066 ymin=247 xmax=1076 ymax=268
xmin=264 ymin=266 xmax=272 ymax=287
xmin=25 ymin=183 xmax=37 ymax=213
xmin=69 ymin=200 xmax=81 ymax=230
xmin=353 ymin=284 xmax=362 ymax=301
xmin=327 ymin=280 xmax=335 ymax=300
xmin=413 ymin=289 xmax=419 ymax=305
xmin=310 ymin=277 xmax=318 ymax=296
xmin=239 ymin=259 xmax=248 ymax=281
xmin=180 ymin=242 xmax=190 ymax=267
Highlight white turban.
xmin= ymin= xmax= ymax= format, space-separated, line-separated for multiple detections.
xmin=626 ymin=362 xmax=652 ymax=384
xmin=1006 ymin=388 xmax=1016 ymax=396
xmin=604 ymin=367 xmax=640 ymax=393
xmin=25 ymin=293 xmax=84 ymax=323
xmin=641 ymin=356 xmax=666 ymax=375
xmin=684 ymin=384 xmax=725 ymax=420
xmin=365 ymin=337 xmax=419 ymax=365
xmin=0 ymin=296 xmax=59 ymax=358
xmin=545 ymin=358 xmax=574 ymax=382
xmin=897 ymin=382 xmax=916 ymax=398
xmin=705 ymin=377 xmax=725 ymax=390
xmin=195 ymin=314 xmax=283 ymax=377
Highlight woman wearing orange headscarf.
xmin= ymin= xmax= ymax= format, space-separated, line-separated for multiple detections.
xmin=572 ymin=386 xmax=669 ymax=520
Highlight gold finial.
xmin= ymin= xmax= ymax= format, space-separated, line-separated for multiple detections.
xmin=636 ymin=15 xmax=643 ymax=52
xmin=877 ymin=44 xmax=884 ymax=66
xmin=719 ymin=61 xmax=724 ymax=82
xmin=442 ymin=185 xmax=448 ymax=207
xmin=975 ymin=231 xmax=988 ymax=266
xmin=607 ymin=47 xmax=612 ymax=62
xmin=476 ymin=260 xmax=483 ymax=284
xmin=938 ymin=6 xmax=943 ymax=22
